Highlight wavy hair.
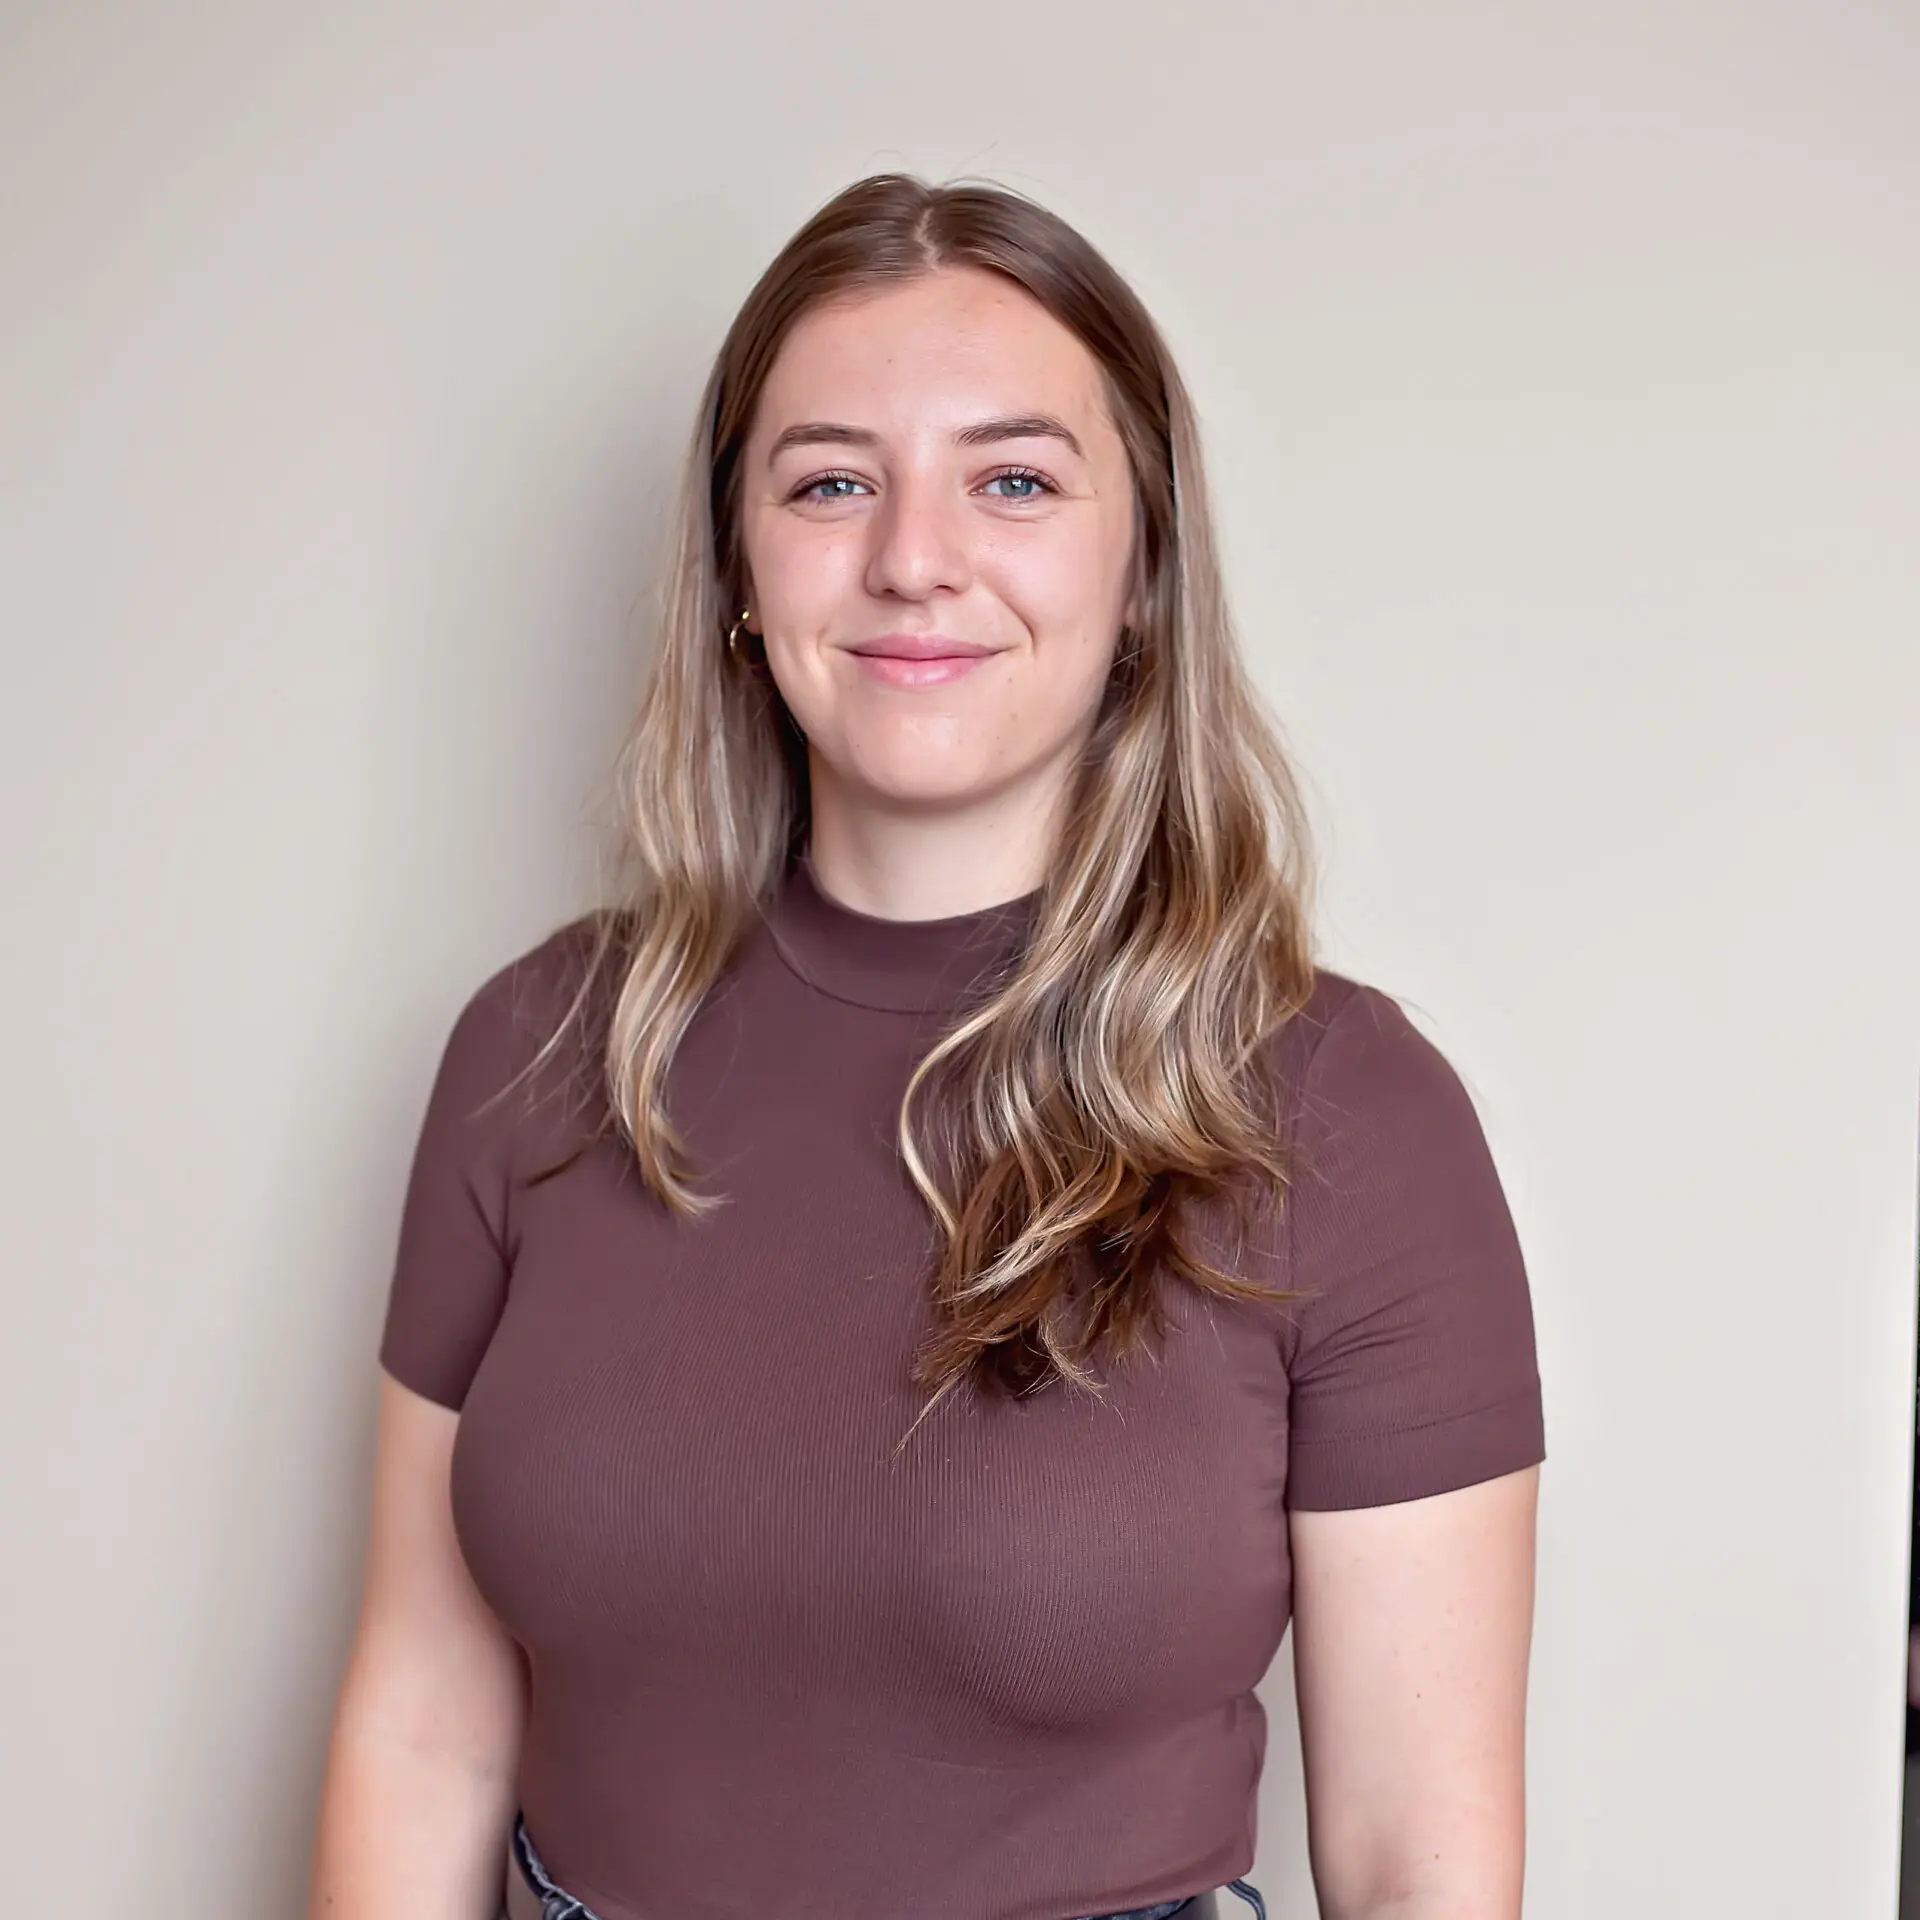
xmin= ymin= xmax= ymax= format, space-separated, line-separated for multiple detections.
xmin=529 ymin=172 xmax=1318 ymax=1420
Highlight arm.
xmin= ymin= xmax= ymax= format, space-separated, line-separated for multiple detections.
xmin=307 ymin=1373 xmax=527 ymax=1920
xmin=1289 ymin=1464 xmax=1539 ymax=1920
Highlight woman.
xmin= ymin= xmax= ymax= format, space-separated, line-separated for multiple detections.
xmin=308 ymin=172 xmax=1545 ymax=1920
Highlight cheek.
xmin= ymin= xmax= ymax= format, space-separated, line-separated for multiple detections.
xmin=989 ymin=524 xmax=1131 ymax=671
xmin=746 ymin=512 xmax=860 ymax=619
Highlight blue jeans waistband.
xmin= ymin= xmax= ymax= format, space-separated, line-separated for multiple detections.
xmin=508 ymin=1811 xmax=1268 ymax=1920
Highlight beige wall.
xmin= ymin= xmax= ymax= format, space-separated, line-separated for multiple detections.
xmin=4 ymin=3 xmax=1917 ymax=1913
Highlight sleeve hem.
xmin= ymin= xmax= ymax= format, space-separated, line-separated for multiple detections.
xmin=1286 ymin=1390 xmax=1545 ymax=1512
xmin=377 ymin=1350 xmax=469 ymax=1414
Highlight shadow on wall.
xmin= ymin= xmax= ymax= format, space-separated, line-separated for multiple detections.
xmin=1902 ymin=1201 xmax=1920 ymax=1919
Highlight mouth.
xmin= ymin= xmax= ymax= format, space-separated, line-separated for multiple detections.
xmin=844 ymin=634 xmax=1001 ymax=689
xmin=846 ymin=634 xmax=998 ymax=662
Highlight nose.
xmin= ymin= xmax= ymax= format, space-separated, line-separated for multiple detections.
xmin=862 ymin=467 xmax=975 ymax=605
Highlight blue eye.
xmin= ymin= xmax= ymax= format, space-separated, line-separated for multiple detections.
xmin=788 ymin=466 xmax=1057 ymax=505
xmin=983 ymin=467 xmax=1054 ymax=501
xmin=795 ymin=470 xmax=868 ymax=503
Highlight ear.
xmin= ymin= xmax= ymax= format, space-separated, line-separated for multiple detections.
xmin=728 ymin=568 xmax=756 ymax=627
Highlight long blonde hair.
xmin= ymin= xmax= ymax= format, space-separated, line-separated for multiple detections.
xmin=531 ymin=172 xmax=1318 ymax=1416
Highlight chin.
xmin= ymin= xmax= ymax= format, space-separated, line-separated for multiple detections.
xmin=861 ymin=773 xmax=998 ymax=813
xmin=839 ymin=752 xmax=1005 ymax=813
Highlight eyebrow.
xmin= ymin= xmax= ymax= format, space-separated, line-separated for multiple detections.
xmin=765 ymin=413 xmax=1087 ymax=462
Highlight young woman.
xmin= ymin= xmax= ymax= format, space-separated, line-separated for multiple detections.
xmin=308 ymin=172 xmax=1545 ymax=1920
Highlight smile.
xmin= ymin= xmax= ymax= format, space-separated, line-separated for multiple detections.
xmin=844 ymin=634 xmax=1001 ymax=688
xmin=850 ymin=652 xmax=996 ymax=687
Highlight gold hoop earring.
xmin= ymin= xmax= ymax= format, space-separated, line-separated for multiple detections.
xmin=726 ymin=608 xmax=755 ymax=667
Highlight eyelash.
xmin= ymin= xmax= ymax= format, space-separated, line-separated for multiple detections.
xmin=788 ymin=465 xmax=1059 ymax=505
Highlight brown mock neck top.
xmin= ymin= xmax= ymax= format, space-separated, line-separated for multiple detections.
xmin=378 ymin=857 xmax=1545 ymax=1920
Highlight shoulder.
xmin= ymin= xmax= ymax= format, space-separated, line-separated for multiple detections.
xmin=1257 ymin=966 xmax=1520 ymax=1268
xmin=1263 ymin=972 xmax=1545 ymax=1506
xmin=428 ymin=910 xmax=615 ymax=1150
xmin=1261 ymin=967 xmax=1473 ymax=1134
xmin=455 ymin=910 xmax=606 ymax=1049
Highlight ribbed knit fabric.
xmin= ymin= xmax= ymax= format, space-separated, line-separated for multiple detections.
xmin=378 ymin=855 xmax=1545 ymax=1920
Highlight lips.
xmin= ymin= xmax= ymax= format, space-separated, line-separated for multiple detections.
xmin=848 ymin=634 xmax=997 ymax=661
xmin=845 ymin=636 xmax=999 ymax=688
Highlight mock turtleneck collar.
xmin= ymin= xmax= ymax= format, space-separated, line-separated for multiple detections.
xmin=764 ymin=851 xmax=1042 ymax=1015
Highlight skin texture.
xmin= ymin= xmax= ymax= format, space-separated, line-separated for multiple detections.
xmin=738 ymin=265 xmax=1139 ymax=921
xmin=308 ymin=264 xmax=1538 ymax=1919
xmin=1291 ymin=1469 xmax=1539 ymax=1919
xmin=307 ymin=1380 xmax=523 ymax=1920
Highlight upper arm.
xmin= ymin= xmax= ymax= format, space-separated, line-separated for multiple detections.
xmin=1277 ymin=984 xmax=1546 ymax=1910
xmin=1290 ymin=1466 xmax=1538 ymax=1918
xmin=312 ymin=946 xmax=582 ymax=1915
xmin=1280 ymin=986 xmax=1544 ymax=1513
xmin=377 ymin=972 xmax=527 ymax=1412
xmin=309 ymin=1378 xmax=526 ymax=1920
xmin=339 ymin=950 xmax=556 ymax=1751
xmin=337 ymin=1373 xmax=527 ymax=1772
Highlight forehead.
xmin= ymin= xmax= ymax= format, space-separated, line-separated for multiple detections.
xmin=753 ymin=267 xmax=1114 ymax=441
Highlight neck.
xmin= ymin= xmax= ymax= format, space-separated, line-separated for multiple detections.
xmin=804 ymin=766 xmax=1065 ymax=921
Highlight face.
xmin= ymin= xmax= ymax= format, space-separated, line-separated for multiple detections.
xmin=736 ymin=266 xmax=1139 ymax=826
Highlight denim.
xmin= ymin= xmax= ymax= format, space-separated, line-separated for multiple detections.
xmin=510 ymin=1811 xmax=1268 ymax=1920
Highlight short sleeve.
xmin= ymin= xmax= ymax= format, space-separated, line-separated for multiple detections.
xmin=376 ymin=966 xmax=529 ymax=1411
xmin=1280 ymin=983 xmax=1545 ymax=1511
